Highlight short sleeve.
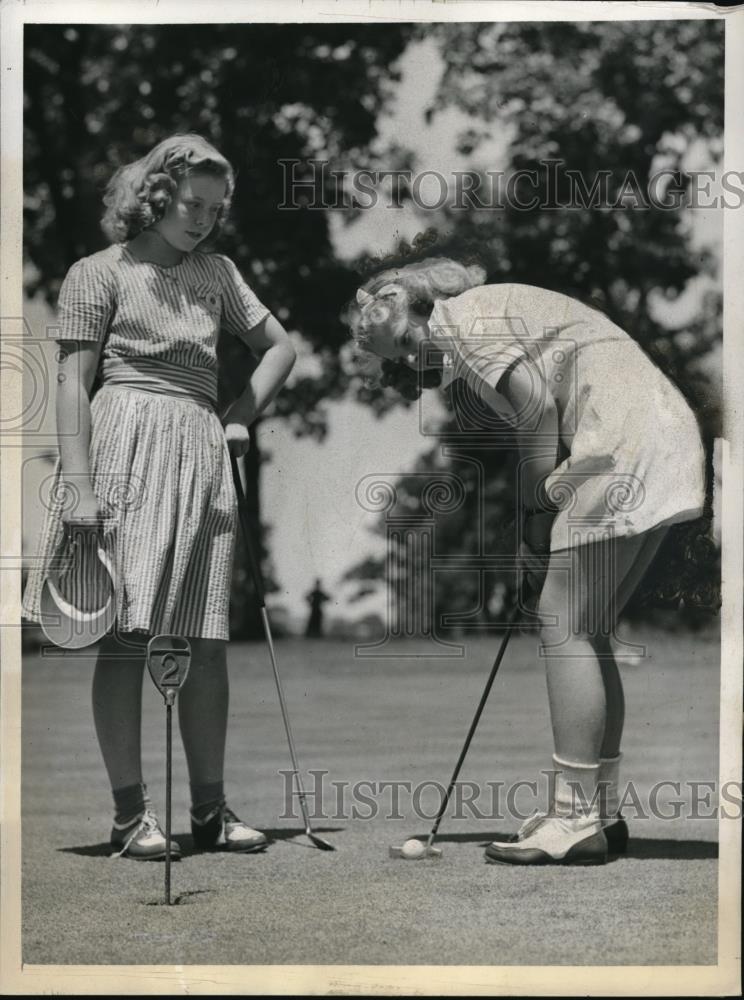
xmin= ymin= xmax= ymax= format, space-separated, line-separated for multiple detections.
xmin=430 ymin=286 xmax=532 ymax=393
xmin=55 ymin=256 xmax=116 ymax=343
xmin=216 ymin=255 xmax=271 ymax=344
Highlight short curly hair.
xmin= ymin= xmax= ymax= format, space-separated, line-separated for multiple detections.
xmin=100 ymin=133 xmax=235 ymax=246
xmin=347 ymin=251 xmax=487 ymax=400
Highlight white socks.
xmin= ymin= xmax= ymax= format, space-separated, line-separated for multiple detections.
xmin=522 ymin=753 xmax=622 ymax=828
xmin=598 ymin=753 xmax=623 ymax=819
xmin=549 ymin=752 xmax=623 ymax=822
xmin=552 ymin=754 xmax=601 ymax=820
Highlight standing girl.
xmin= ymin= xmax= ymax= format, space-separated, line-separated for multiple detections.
xmin=23 ymin=134 xmax=296 ymax=859
xmin=348 ymin=255 xmax=706 ymax=866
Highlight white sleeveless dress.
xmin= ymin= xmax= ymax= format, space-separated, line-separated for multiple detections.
xmin=430 ymin=283 xmax=706 ymax=551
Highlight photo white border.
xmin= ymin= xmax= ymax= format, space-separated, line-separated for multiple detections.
xmin=1 ymin=1 xmax=741 ymax=995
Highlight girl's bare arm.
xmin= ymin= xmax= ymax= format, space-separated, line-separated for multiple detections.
xmin=496 ymin=357 xmax=561 ymax=595
xmin=497 ymin=357 xmax=560 ymax=511
xmin=56 ymin=340 xmax=103 ymax=519
xmin=222 ymin=313 xmax=297 ymax=427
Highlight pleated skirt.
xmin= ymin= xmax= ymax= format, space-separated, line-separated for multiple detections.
xmin=22 ymin=384 xmax=237 ymax=640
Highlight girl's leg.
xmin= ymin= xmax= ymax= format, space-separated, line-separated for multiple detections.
xmin=595 ymin=525 xmax=669 ymax=758
xmin=590 ymin=633 xmax=625 ymax=826
xmin=92 ymin=629 xmax=148 ymax=793
xmin=594 ymin=527 xmax=669 ymax=821
xmin=95 ymin=629 xmax=182 ymax=859
xmin=177 ymin=637 xmax=229 ymax=796
xmin=538 ymin=531 xmax=664 ymax=764
xmin=533 ymin=533 xmax=653 ymax=830
xmin=178 ymin=638 xmax=267 ymax=852
xmin=486 ymin=528 xmax=670 ymax=864
xmin=591 ymin=634 xmax=623 ymax=758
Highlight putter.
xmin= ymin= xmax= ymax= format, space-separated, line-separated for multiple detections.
xmin=230 ymin=454 xmax=335 ymax=852
xmin=389 ymin=588 xmax=525 ymax=860
xmin=147 ymin=635 xmax=191 ymax=903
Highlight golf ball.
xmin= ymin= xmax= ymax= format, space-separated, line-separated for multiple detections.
xmin=401 ymin=838 xmax=426 ymax=859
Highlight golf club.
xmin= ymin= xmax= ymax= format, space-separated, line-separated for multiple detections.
xmin=389 ymin=586 xmax=525 ymax=860
xmin=230 ymin=453 xmax=335 ymax=852
xmin=147 ymin=635 xmax=192 ymax=903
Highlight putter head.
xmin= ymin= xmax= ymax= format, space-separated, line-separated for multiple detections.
xmin=388 ymin=844 xmax=443 ymax=860
xmin=308 ymin=833 xmax=336 ymax=852
xmin=147 ymin=635 xmax=191 ymax=705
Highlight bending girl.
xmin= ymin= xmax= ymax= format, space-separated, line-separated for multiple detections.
xmin=348 ymin=256 xmax=705 ymax=866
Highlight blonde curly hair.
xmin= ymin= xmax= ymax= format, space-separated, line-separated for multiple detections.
xmin=347 ymin=255 xmax=487 ymax=399
xmin=100 ymin=133 xmax=235 ymax=247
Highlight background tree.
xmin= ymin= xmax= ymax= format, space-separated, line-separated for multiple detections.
xmin=24 ymin=20 xmax=723 ymax=637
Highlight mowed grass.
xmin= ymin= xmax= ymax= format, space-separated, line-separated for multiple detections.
xmin=22 ymin=623 xmax=720 ymax=966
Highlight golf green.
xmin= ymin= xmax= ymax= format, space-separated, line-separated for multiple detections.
xmin=21 ymin=627 xmax=721 ymax=966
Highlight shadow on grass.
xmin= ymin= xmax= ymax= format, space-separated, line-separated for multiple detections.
xmin=407 ymin=831 xmax=508 ymax=847
xmin=624 ymin=837 xmax=718 ymax=860
xmin=260 ymin=827 xmax=345 ymax=849
xmin=409 ymin=832 xmax=719 ymax=860
xmin=58 ymin=826 xmax=346 ymax=858
xmin=57 ymin=830 xmax=716 ymax=860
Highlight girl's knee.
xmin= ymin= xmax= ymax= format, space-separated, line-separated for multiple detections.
xmin=538 ymin=586 xmax=610 ymax=640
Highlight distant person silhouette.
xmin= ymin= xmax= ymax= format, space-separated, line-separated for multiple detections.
xmin=305 ymin=578 xmax=330 ymax=638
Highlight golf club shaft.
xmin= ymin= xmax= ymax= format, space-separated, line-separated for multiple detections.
xmin=229 ymin=454 xmax=316 ymax=837
xmin=426 ymin=597 xmax=522 ymax=848
xmin=258 ymin=607 xmax=315 ymax=835
xmin=165 ymin=701 xmax=172 ymax=905
xmin=230 ymin=454 xmax=267 ymax=604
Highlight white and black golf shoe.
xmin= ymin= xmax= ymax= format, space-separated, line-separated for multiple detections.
xmin=603 ymin=815 xmax=629 ymax=856
xmin=493 ymin=810 xmax=629 ymax=858
xmin=485 ymin=814 xmax=608 ymax=866
xmin=110 ymin=808 xmax=181 ymax=861
xmin=191 ymin=801 xmax=268 ymax=853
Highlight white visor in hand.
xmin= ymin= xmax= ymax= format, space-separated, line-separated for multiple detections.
xmin=39 ymin=521 xmax=118 ymax=649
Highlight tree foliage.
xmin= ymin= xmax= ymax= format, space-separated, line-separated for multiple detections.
xmin=428 ymin=19 xmax=723 ymax=433
xmin=23 ymin=21 xmax=723 ymax=634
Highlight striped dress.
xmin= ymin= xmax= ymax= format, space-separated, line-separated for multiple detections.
xmin=22 ymin=243 xmax=270 ymax=640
